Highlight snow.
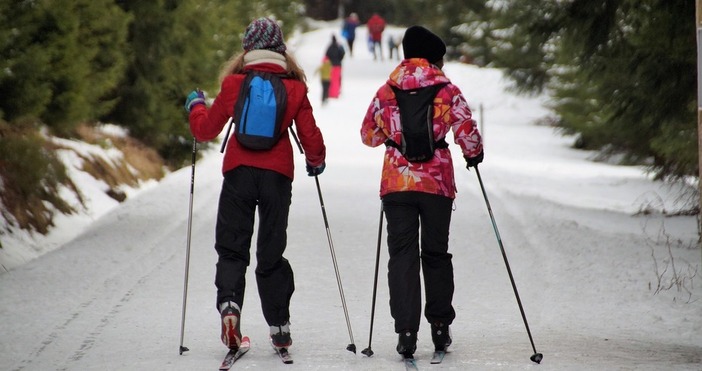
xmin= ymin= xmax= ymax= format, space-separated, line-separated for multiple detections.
xmin=1 ymin=23 xmax=701 ymax=371
xmin=0 ymin=124 xmax=160 ymax=272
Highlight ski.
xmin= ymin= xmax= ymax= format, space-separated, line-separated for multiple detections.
xmin=273 ymin=346 xmax=293 ymax=364
xmin=218 ymin=336 xmax=250 ymax=370
xmin=403 ymin=355 xmax=418 ymax=370
xmin=430 ymin=350 xmax=446 ymax=364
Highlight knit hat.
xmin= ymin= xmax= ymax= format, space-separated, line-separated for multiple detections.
xmin=402 ymin=25 xmax=446 ymax=64
xmin=243 ymin=17 xmax=286 ymax=54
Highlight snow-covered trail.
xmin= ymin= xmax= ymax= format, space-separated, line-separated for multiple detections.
xmin=1 ymin=23 xmax=701 ymax=371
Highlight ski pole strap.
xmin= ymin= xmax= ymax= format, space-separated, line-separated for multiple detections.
xmin=384 ymin=137 xmax=449 ymax=149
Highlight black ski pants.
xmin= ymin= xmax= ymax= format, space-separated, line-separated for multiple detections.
xmin=382 ymin=191 xmax=456 ymax=333
xmin=214 ymin=166 xmax=294 ymax=327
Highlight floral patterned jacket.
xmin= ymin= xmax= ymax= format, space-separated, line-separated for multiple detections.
xmin=360 ymin=58 xmax=483 ymax=199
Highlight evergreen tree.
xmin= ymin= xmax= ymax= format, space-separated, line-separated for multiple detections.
xmin=79 ymin=1 xmax=132 ymax=120
xmin=476 ymin=0 xmax=697 ymax=180
xmin=304 ymin=0 xmax=339 ymax=20
xmin=0 ymin=1 xmax=56 ymax=123
xmin=108 ymin=0 xmax=303 ymax=165
xmin=0 ymin=0 xmax=130 ymax=135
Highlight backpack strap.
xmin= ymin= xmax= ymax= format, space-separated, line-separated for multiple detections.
xmin=384 ymin=137 xmax=448 ymax=149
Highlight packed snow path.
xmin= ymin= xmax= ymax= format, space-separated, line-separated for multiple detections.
xmin=1 ymin=24 xmax=700 ymax=371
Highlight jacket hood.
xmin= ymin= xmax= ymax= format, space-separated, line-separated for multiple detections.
xmin=387 ymin=58 xmax=450 ymax=90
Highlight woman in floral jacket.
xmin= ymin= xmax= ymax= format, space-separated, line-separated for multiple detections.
xmin=360 ymin=25 xmax=484 ymax=359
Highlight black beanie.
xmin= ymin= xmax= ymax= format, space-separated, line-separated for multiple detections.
xmin=402 ymin=25 xmax=446 ymax=64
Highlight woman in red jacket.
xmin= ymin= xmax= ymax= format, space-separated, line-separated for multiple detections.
xmin=360 ymin=25 xmax=483 ymax=359
xmin=185 ymin=17 xmax=326 ymax=353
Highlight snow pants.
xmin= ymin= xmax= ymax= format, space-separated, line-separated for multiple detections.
xmin=382 ymin=191 xmax=456 ymax=333
xmin=329 ymin=66 xmax=342 ymax=98
xmin=321 ymin=80 xmax=330 ymax=103
xmin=346 ymin=37 xmax=355 ymax=56
xmin=214 ymin=166 xmax=294 ymax=327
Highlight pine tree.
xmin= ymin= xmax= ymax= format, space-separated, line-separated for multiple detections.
xmin=0 ymin=0 xmax=130 ymax=135
xmin=0 ymin=0 xmax=55 ymax=123
xmin=106 ymin=0 xmax=304 ymax=165
xmin=474 ymin=0 xmax=697 ymax=179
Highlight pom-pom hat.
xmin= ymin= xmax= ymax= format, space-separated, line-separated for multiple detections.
xmin=243 ymin=17 xmax=286 ymax=54
xmin=402 ymin=25 xmax=446 ymax=64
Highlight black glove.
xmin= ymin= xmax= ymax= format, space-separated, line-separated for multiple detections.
xmin=306 ymin=161 xmax=326 ymax=176
xmin=465 ymin=151 xmax=484 ymax=169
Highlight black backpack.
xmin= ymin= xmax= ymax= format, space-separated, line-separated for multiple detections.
xmin=386 ymin=83 xmax=448 ymax=162
xmin=220 ymin=71 xmax=288 ymax=152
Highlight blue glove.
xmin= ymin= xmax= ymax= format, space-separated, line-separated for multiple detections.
xmin=306 ymin=161 xmax=326 ymax=176
xmin=464 ymin=151 xmax=484 ymax=169
xmin=184 ymin=90 xmax=206 ymax=112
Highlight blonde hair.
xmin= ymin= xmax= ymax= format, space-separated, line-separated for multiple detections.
xmin=218 ymin=51 xmax=307 ymax=84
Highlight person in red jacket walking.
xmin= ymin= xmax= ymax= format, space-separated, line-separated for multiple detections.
xmin=366 ymin=13 xmax=386 ymax=61
xmin=360 ymin=25 xmax=483 ymax=358
xmin=184 ymin=17 xmax=326 ymax=354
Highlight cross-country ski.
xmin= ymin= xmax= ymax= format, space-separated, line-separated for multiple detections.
xmin=430 ymin=350 xmax=446 ymax=364
xmin=273 ymin=346 xmax=294 ymax=364
xmin=218 ymin=336 xmax=250 ymax=370
xmin=403 ymin=355 xmax=419 ymax=370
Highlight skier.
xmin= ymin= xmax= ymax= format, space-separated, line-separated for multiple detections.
xmin=315 ymin=56 xmax=332 ymax=105
xmin=360 ymin=25 xmax=484 ymax=358
xmin=184 ymin=17 xmax=326 ymax=356
xmin=341 ymin=12 xmax=360 ymax=56
xmin=387 ymin=35 xmax=401 ymax=61
xmin=366 ymin=13 xmax=386 ymax=61
xmin=324 ymin=35 xmax=346 ymax=98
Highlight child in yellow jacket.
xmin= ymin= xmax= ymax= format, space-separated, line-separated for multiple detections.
xmin=316 ymin=56 xmax=332 ymax=105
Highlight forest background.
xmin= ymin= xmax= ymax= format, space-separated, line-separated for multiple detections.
xmin=0 ymin=0 xmax=698 ymax=244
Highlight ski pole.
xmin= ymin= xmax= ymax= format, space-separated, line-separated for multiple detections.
xmin=361 ymin=204 xmax=384 ymax=357
xmin=313 ymin=175 xmax=357 ymax=353
xmin=179 ymin=138 xmax=197 ymax=355
xmin=289 ymin=127 xmax=355 ymax=352
xmin=288 ymin=127 xmax=304 ymax=154
xmin=474 ymin=165 xmax=543 ymax=364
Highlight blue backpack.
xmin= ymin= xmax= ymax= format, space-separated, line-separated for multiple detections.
xmin=221 ymin=71 xmax=288 ymax=152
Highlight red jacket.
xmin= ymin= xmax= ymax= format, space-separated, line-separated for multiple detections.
xmin=189 ymin=63 xmax=325 ymax=180
xmin=366 ymin=14 xmax=386 ymax=42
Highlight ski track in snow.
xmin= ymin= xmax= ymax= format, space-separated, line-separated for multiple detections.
xmin=1 ymin=23 xmax=701 ymax=371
